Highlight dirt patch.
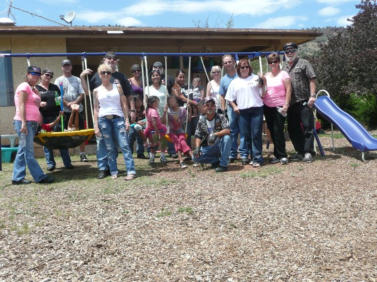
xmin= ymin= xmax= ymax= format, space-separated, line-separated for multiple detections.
xmin=1 ymin=132 xmax=377 ymax=280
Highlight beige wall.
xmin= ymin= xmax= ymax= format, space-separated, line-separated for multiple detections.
xmin=0 ymin=36 xmax=67 ymax=136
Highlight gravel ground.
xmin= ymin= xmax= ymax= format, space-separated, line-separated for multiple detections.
xmin=1 ymin=132 xmax=377 ymax=281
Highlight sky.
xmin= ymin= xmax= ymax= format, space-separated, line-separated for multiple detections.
xmin=0 ymin=0 xmax=360 ymax=29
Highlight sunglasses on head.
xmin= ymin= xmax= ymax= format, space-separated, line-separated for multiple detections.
xmin=100 ymin=71 xmax=112 ymax=75
xmin=284 ymin=48 xmax=297 ymax=54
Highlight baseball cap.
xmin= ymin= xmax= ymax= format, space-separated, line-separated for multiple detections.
xmin=205 ymin=97 xmax=216 ymax=104
xmin=152 ymin=61 xmax=163 ymax=68
xmin=131 ymin=64 xmax=141 ymax=72
xmin=41 ymin=68 xmax=54 ymax=76
xmin=283 ymin=42 xmax=298 ymax=51
xmin=27 ymin=66 xmax=41 ymax=75
xmin=104 ymin=51 xmax=117 ymax=60
xmin=61 ymin=59 xmax=72 ymax=66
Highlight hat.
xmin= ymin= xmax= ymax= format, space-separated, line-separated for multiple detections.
xmin=131 ymin=64 xmax=141 ymax=72
xmin=283 ymin=42 xmax=298 ymax=51
xmin=104 ymin=51 xmax=117 ymax=59
xmin=41 ymin=68 xmax=54 ymax=76
xmin=61 ymin=59 xmax=72 ymax=66
xmin=205 ymin=97 xmax=216 ymax=104
xmin=27 ymin=66 xmax=41 ymax=75
xmin=152 ymin=61 xmax=163 ymax=68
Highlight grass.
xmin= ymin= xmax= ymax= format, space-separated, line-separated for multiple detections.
xmin=178 ymin=207 xmax=193 ymax=215
xmin=240 ymin=166 xmax=282 ymax=179
xmin=156 ymin=208 xmax=172 ymax=218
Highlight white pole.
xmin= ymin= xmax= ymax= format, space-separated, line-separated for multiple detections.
xmin=185 ymin=56 xmax=192 ymax=134
xmin=200 ymin=56 xmax=210 ymax=82
xmin=258 ymin=56 xmax=263 ymax=75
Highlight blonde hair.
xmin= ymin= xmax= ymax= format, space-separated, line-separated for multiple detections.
xmin=210 ymin=65 xmax=221 ymax=78
xmin=97 ymin=64 xmax=112 ymax=74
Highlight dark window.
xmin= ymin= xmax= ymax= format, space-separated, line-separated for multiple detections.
xmin=0 ymin=51 xmax=14 ymax=107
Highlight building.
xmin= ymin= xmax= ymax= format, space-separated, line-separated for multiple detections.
xmin=0 ymin=25 xmax=320 ymax=135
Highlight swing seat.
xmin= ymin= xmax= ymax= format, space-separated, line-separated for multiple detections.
xmin=34 ymin=129 xmax=94 ymax=149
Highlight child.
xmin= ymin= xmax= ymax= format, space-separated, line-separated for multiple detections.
xmin=39 ymin=105 xmax=64 ymax=133
xmin=67 ymin=103 xmax=80 ymax=131
xmin=144 ymin=96 xmax=167 ymax=165
xmin=129 ymin=96 xmax=147 ymax=158
xmin=163 ymin=95 xmax=193 ymax=169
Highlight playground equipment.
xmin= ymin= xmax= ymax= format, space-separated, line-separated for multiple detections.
xmin=314 ymin=90 xmax=377 ymax=161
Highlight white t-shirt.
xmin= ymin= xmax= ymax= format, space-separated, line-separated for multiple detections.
xmin=97 ymin=84 xmax=124 ymax=118
xmin=145 ymin=85 xmax=167 ymax=116
xmin=225 ymin=74 xmax=263 ymax=110
xmin=208 ymin=80 xmax=221 ymax=110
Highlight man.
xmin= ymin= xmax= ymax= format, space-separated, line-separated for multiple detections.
xmin=193 ymin=97 xmax=231 ymax=172
xmin=37 ymin=68 xmax=73 ymax=171
xmin=80 ymin=51 xmax=134 ymax=178
xmin=54 ymin=59 xmax=88 ymax=162
xmin=219 ymin=54 xmax=245 ymax=163
xmin=282 ymin=42 xmax=317 ymax=162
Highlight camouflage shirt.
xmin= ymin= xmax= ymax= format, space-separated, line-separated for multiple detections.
xmin=194 ymin=113 xmax=229 ymax=147
xmin=283 ymin=58 xmax=316 ymax=104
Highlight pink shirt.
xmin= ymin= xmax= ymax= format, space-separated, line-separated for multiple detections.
xmin=146 ymin=107 xmax=164 ymax=130
xmin=263 ymin=70 xmax=290 ymax=108
xmin=14 ymin=82 xmax=42 ymax=122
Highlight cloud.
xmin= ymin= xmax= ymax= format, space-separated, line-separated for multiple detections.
xmin=316 ymin=0 xmax=356 ymax=3
xmin=256 ymin=16 xmax=307 ymax=29
xmin=318 ymin=6 xmax=340 ymax=16
xmin=337 ymin=15 xmax=353 ymax=26
xmin=117 ymin=17 xmax=142 ymax=26
xmin=77 ymin=0 xmax=302 ymax=24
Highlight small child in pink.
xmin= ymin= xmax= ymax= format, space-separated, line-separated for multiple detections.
xmin=144 ymin=96 xmax=167 ymax=164
xmin=163 ymin=95 xmax=193 ymax=169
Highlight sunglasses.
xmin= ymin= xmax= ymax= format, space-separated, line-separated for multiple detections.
xmin=100 ymin=71 xmax=112 ymax=75
xmin=240 ymin=66 xmax=250 ymax=70
xmin=44 ymin=73 xmax=53 ymax=78
xmin=284 ymin=48 xmax=297 ymax=54
xmin=133 ymin=70 xmax=141 ymax=73
xmin=223 ymin=61 xmax=233 ymax=65
xmin=106 ymin=56 xmax=118 ymax=61
xmin=268 ymin=60 xmax=279 ymax=64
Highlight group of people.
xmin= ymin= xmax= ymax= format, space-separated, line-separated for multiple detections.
xmin=11 ymin=42 xmax=317 ymax=184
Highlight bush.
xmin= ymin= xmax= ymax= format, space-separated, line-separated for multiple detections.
xmin=347 ymin=93 xmax=377 ymax=128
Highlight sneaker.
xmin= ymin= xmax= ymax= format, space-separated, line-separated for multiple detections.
xmin=290 ymin=153 xmax=303 ymax=162
xmin=215 ymin=166 xmax=228 ymax=172
xmin=38 ymin=175 xmax=54 ymax=184
xmin=137 ymin=154 xmax=147 ymax=159
xmin=280 ymin=157 xmax=288 ymax=165
xmin=229 ymin=157 xmax=236 ymax=163
xmin=12 ymin=179 xmax=32 ymax=185
xmin=65 ymin=164 xmax=74 ymax=169
xmin=193 ymin=162 xmax=200 ymax=167
xmin=149 ymin=155 xmax=155 ymax=165
xmin=97 ymin=170 xmax=110 ymax=179
xmin=180 ymin=162 xmax=188 ymax=169
xmin=241 ymin=158 xmax=249 ymax=165
xmin=303 ymin=153 xmax=313 ymax=163
xmin=250 ymin=161 xmax=261 ymax=168
xmin=160 ymin=155 xmax=167 ymax=164
xmin=211 ymin=161 xmax=220 ymax=168
xmin=125 ymin=174 xmax=136 ymax=181
xmin=47 ymin=165 xmax=55 ymax=171
xmin=80 ymin=153 xmax=88 ymax=162
xmin=270 ymin=157 xmax=280 ymax=164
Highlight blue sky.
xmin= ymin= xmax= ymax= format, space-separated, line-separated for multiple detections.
xmin=1 ymin=0 xmax=360 ymax=29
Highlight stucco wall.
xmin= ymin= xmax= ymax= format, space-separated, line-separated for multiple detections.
xmin=0 ymin=36 xmax=67 ymax=137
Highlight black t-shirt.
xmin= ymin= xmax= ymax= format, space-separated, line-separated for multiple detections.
xmin=89 ymin=71 xmax=133 ymax=96
xmin=36 ymin=83 xmax=61 ymax=124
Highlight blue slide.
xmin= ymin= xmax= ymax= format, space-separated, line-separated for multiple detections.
xmin=314 ymin=95 xmax=377 ymax=152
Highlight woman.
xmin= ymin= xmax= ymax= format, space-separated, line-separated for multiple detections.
xmin=12 ymin=66 xmax=54 ymax=184
xmin=263 ymin=52 xmax=291 ymax=165
xmin=36 ymin=68 xmax=73 ymax=171
xmin=225 ymin=58 xmax=264 ymax=167
xmin=128 ymin=64 xmax=143 ymax=100
xmin=171 ymin=69 xmax=199 ymax=148
xmin=206 ymin=65 xmax=221 ymax=112
xmin=93 ymin=64 xmax=136 ymax=180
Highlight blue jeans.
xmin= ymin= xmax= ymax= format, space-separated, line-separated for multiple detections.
xmin=227 ymin=104 xmax=245 ymax=159
xmin=12 ymin=120 xmax=47 ymax=182
xmin=98 ymin=117 xmax=136 ymax=176
xmin=128 ymin=126 xmax=144 ymax=155
xmin=239 ymin=107 xmax=264 ymax=164
xmin=43 ymin=146 xmax=72 ymax=168
xmin=194 ymin=135 xmax=231 ymax=167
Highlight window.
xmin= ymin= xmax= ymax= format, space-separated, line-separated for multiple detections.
xmin=0 ymin=51 xmax=14 ymax=107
